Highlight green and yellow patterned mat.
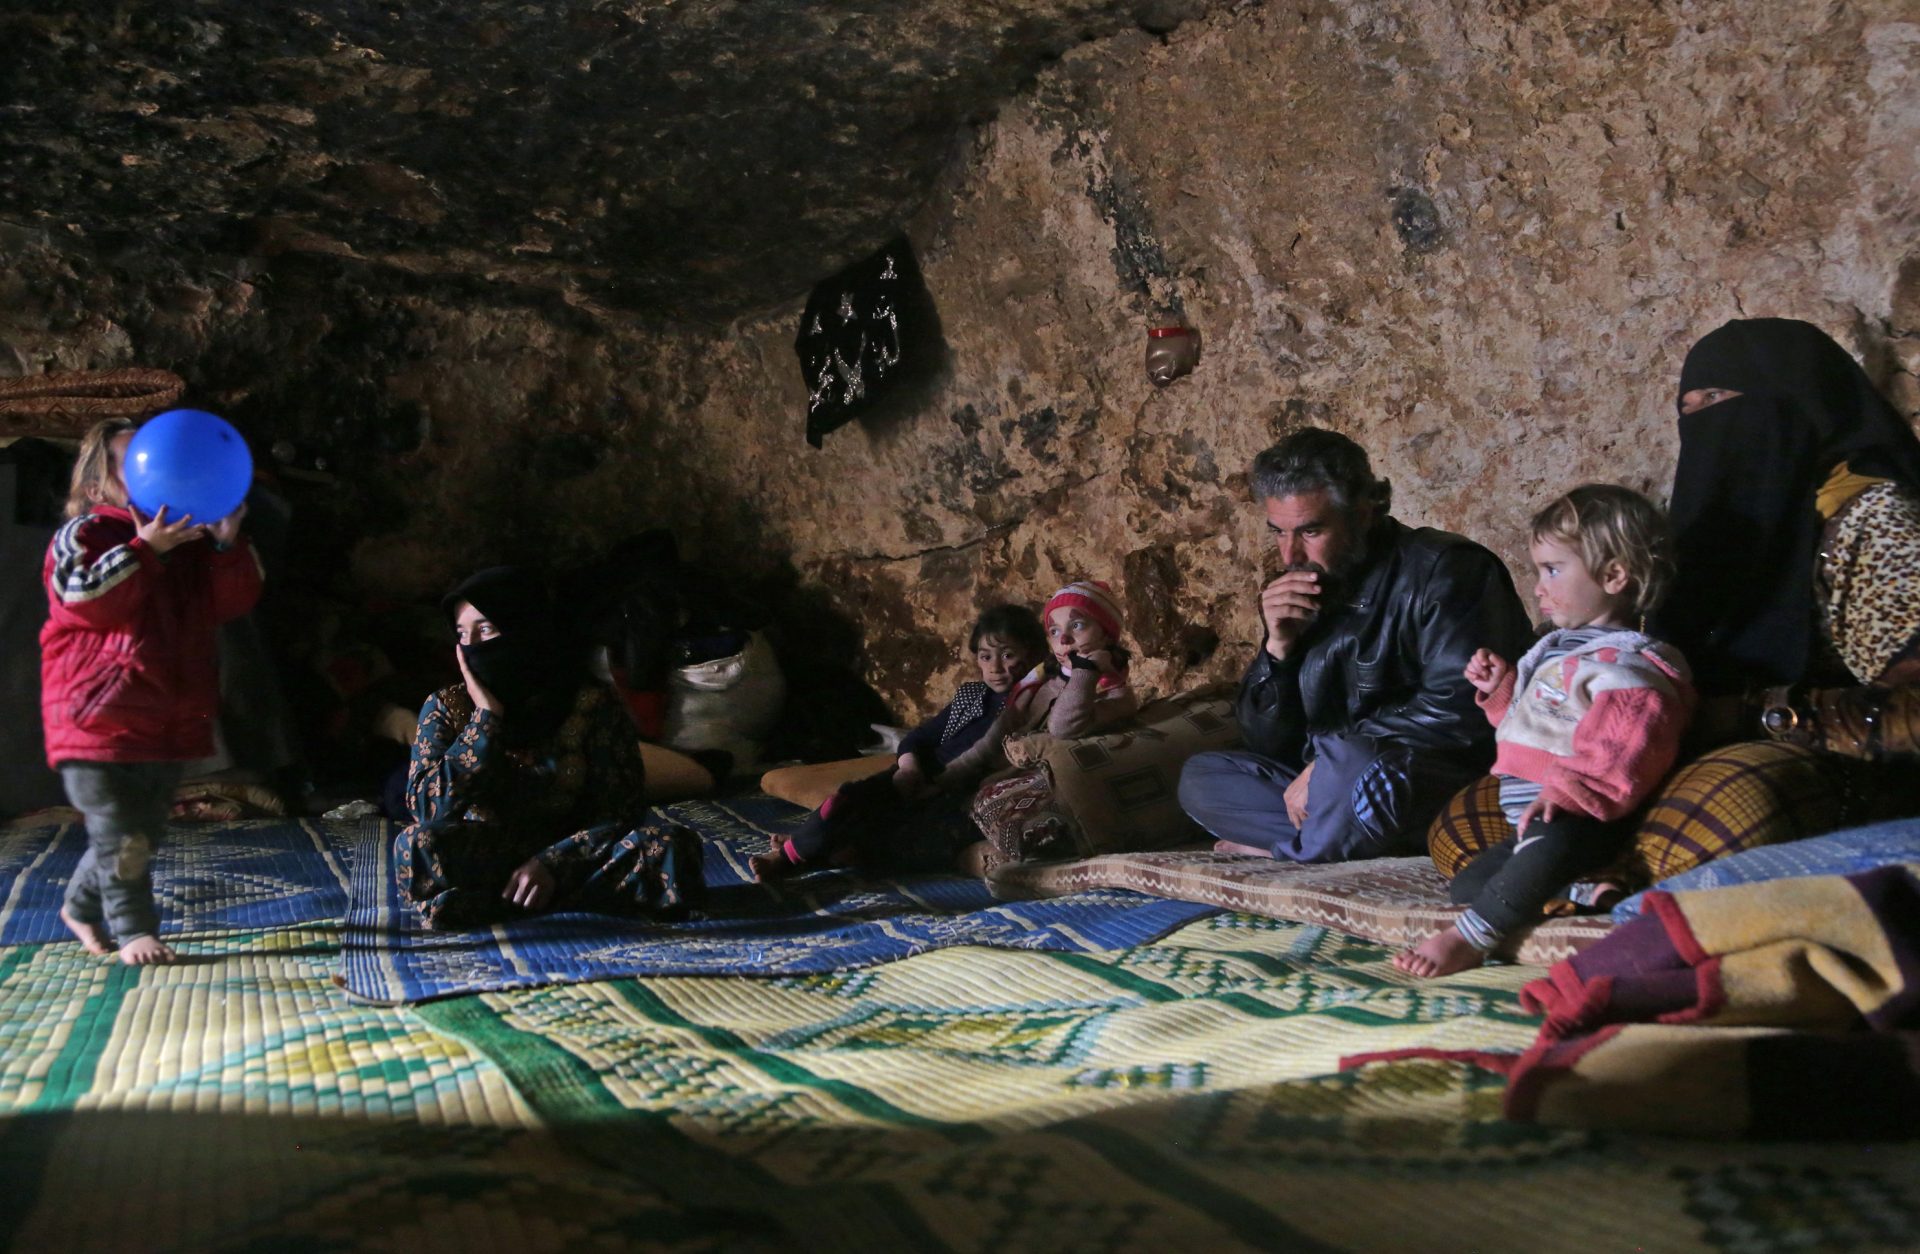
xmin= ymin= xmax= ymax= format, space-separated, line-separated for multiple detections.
xmin=4 ymin=910 xmax=1918 ymax=1251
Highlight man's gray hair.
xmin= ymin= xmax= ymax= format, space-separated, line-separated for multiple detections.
xmin=1250 ymin=427 xmax=1388 ymax=513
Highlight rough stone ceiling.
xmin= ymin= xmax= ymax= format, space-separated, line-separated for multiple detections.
xmin=1 ymin=0 xmax=1220 ymax=324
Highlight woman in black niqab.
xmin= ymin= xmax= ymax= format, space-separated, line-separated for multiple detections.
xmin=393 ymin=565 xmax=703 ymax=931
xmin=1655 ymin=318 xmax=1920 ymax=696
xmin=441 ymin=565 xmax=588 ymax=747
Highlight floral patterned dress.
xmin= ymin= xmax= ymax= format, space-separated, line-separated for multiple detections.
xmin=394 ymin=683 xmax=702 ymax=930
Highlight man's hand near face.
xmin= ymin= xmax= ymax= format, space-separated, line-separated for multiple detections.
xmin=1260 ymin=568 xmax=1324 ymax=661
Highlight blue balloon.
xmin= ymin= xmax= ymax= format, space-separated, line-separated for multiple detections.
xmin=123 ymin=409 xmax=254 ymax=525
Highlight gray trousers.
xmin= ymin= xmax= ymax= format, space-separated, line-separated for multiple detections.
xmin=1178 ymin=733 xmax=1470 ymax=863
xmin=59 ymin=762 xmax=180 ymax=942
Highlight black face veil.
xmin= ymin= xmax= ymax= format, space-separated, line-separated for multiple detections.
xmin=441 ymin=566 xmax=586 ymax=744
xmin=1656 ymin=318 xmax=1920 ymax=693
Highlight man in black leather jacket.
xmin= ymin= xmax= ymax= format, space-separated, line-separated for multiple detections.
xmin=1179 ymin=429 xmax=1532 ymax=861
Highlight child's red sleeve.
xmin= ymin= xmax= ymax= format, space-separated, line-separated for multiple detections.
xmin=206 ymin=540 xmax=265 ymax=624
xmin=44 ymin=517 xmax=158 ymax=630
xmin=1540 ymin=683 xmax=1694 ymax=820
xmin=1475 ymin=669 xmax=1517 ymax=727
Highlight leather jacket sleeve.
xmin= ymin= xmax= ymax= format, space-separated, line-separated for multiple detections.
xmin=1235 ymin=647 xmax=1309 ymax=764
xmin=1347 ymin=545 xmax=1532 ymax=756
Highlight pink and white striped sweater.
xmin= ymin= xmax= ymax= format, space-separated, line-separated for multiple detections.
xmin=1479 ymin=628 xmax=1696 ymax=822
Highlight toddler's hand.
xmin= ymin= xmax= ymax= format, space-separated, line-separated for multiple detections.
xmin=1463 ymin=648 xmax=1511 ymax=696
xmin=207 ymin=502 xmax=248 ymax=548
xmin=131 ymin=504 xmax=205 ymax=554
xmin=1515 ymin=795 xmax=1557 ymax=840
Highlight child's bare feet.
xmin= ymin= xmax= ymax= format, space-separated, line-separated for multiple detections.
xmin=953 ymin=840 xmax=989 ymax=879
xmin=117 ymin=935 xmax=176 ymax=965
xmin=59 ymin=907 xmax=113 ymax=956
xmin=750 ymin=848 xmax=794 ymax=883
xmin=1392 ymin=928 xmax=1487 ymax=979
xmin=1212 ymin=840 xmax=1272 ymax=859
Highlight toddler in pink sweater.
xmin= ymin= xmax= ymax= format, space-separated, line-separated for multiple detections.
xmin=1395 ymin=485 xmax=1694 ymax=978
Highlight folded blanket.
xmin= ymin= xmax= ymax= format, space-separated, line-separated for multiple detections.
xmin=1506 ymin=864 xmax=1920 ymax=1137
xmin=1346 ymin=865 xmax=1920 ymax=1137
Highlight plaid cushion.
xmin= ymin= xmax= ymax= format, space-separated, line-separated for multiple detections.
xmin=1427 ymin=742 xmax=1851 ymax=889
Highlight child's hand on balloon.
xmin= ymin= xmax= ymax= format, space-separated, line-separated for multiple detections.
xmin=131 ymin=505 xmax=206 ymax=554
xmin=207 ymin=502 xmax=248 ymax=548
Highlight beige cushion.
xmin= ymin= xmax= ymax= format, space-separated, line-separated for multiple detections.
xmin=985 ymin=683 xmax=1242 ymax=860
xmin=760 ymin=755 xmax=893 ymax=810
xmin=640 ymin=741 xmax=718 ymax=803
xmin=987 ymin=851 xmax=1611 ymax=966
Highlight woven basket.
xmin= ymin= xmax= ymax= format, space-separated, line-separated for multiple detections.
xmin=0 ymin=368 xmax=186 ymax=437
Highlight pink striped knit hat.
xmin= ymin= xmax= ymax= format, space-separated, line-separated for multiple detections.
xmin=1042 ymin=580 xmax=1124 ymax=642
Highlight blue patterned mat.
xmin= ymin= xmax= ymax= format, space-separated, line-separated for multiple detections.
xmin=0 ymin=817 xmax=362 ymax=945
xmin=338 ymin=795 xmax=1219 ymax=1003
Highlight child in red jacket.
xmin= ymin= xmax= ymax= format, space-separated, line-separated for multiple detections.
xmin=41 ymin=418 xmax=262 ymax=964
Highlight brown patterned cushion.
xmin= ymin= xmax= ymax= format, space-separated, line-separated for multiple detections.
xmin=1427 ymin=741 xmax=1853 ymax=890
xmin=981 ymin=684 xmax=1242 ymax=861
xmin=971 ymin=765 xmax=1076 ymax=869
xmin=987 ymin=851 xmax=1610 ymax=965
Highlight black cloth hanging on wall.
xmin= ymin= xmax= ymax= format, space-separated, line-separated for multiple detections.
xmin=793 ymin=235 xmax=939 ymax=448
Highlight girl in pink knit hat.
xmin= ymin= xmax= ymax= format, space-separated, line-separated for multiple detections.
xmin=1008 ymin=580 xmax=1140 ymax=738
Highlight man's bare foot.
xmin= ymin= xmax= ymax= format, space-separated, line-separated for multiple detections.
xmin=750 ymin=848 xmax=794 ymax=883
xmin=117 ymin=935 xmax=176 ymax=965
xmin=1212 ymin=840 xmax=1273 ymax=859
xmin=60 ymin=907 xmax=112 ymax=956
xmin=1392 ymin=928 xmax=1486 ymax=979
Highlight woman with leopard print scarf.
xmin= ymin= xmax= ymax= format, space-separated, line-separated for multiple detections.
xmin=1656 ymin=317 xmax=1920 ymax=766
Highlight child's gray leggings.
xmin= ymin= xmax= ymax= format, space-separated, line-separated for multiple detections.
xmin=59 ymin=762 xmax=180 ymax=943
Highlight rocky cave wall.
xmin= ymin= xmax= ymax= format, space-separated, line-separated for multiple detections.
xmin=607 ymin=0 xmax=1920 ymax=718
xmin=6 ymin=0 xmax=1920 ymax=728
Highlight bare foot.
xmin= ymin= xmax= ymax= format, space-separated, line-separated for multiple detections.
xmin=1392 ymin=928 xmax=1486 ymax=979
xmin=1212 ymin=840 xmax=1273 ymax=859
xmin=952 ymin=840 xmax=989 ymax=879
xmin=60 ymin=907 xmax=112 ymax=956
xmin=750 ymin=848 xmax=794 ymax=883
xmin=116 ymin=935 xmax=176 ymax=965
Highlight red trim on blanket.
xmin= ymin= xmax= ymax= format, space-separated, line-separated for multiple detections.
xmin=1645 ymin=889 xmax=1725 ymax=1022
xmin=1339 ymin=1047 xmax=1520 ymax=1074
xmin=1648 ymin=890 xmax=1711 ymax=965
xmin=1522 ymin=965 xmax=1618 ymax=1041
xmin=1656 ymin=955 xmax=1727 ymax=1024
xmin=1503 ymin=1022 xmax=1628 ymax=1122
